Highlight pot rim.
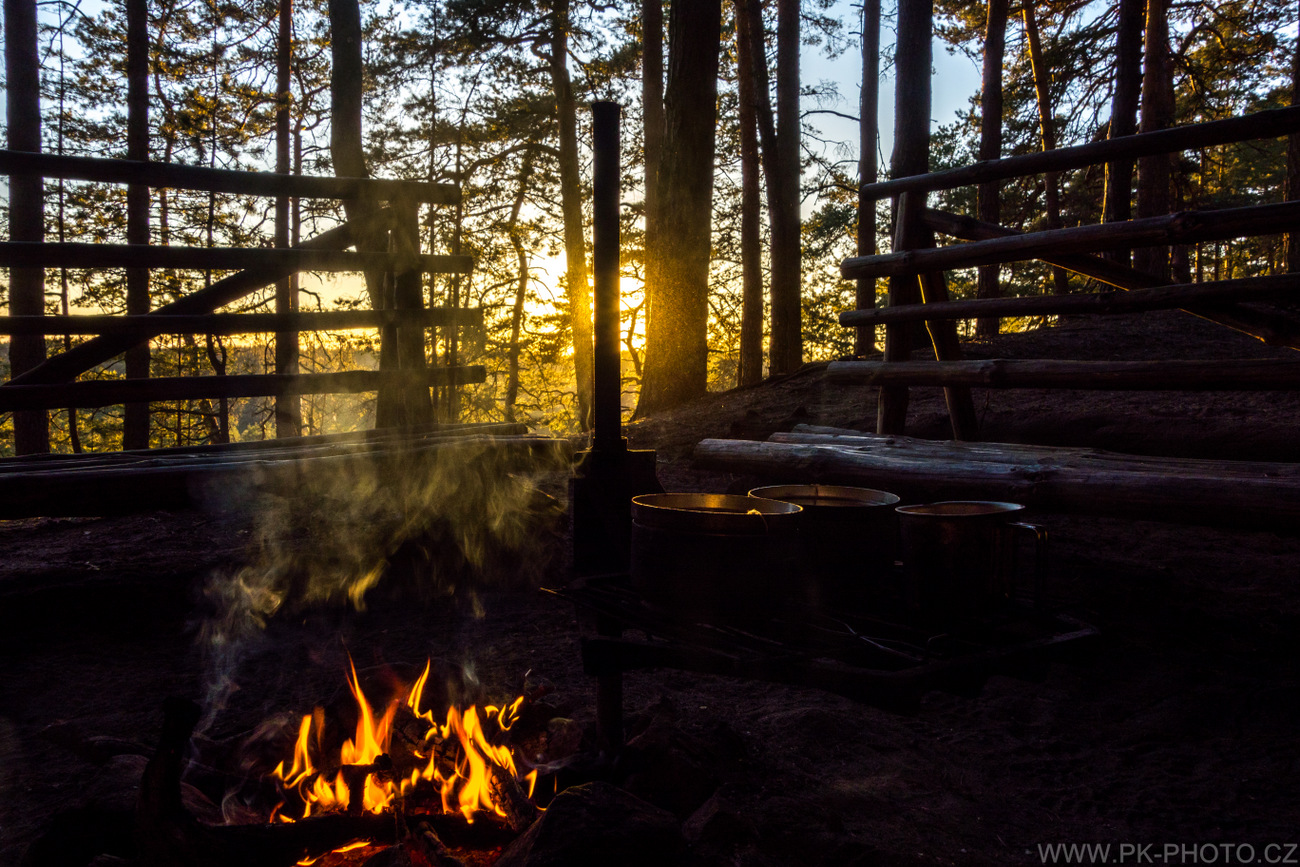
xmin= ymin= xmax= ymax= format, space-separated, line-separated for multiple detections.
xmin=748 ymin=484 xmax=901 ymax=509
xmin=896 ymin=500 xmax=1026 ymax=518
xmin=631 ymin=492 xmax=801 ymax=535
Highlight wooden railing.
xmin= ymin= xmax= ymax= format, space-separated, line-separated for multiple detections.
xmin=838 ymin=106 xmax=1300 ymax=440
xmin=0 ymin=150 xmax=481 ymax=452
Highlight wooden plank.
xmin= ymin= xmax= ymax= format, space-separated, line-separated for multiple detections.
xmin=0 ymin=307 xmax=484 ymax=336
xmin=0 ymin=242 xmax=473 ymax=274
xmin=692 ymin=435 xmax=1300 ymax=530
xmin=857 ymin=106 xmax=1300 ymax=201
xmin=0 ymin=435 xmax=572 ymax=518
xmin=826 ymin=358 xmax=1300 ymax=390
xmin=841 ymin=201 xmax=1300 ymax=280
xmin=0 ymin=366 xmax=486 ymax=412
xmin=839 ymin=273 xmax=1300 ymax=326
xmin=0 ymin=149 xmax=460 ymax=203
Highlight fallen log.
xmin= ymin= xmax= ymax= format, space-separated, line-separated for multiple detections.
xmin=692 ymin=435 xmax=1300 ymax=530
xmin=825 ymin=358 xmax=1300 ymax=390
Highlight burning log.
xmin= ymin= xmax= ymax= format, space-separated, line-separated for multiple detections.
xmin=486 ymin=754 xmax=542 ymax=834
xmin=136 ymin=697 xmax=398 ymax=867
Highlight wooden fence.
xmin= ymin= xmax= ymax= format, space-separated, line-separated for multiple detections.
xmin=0 ymin=151 xmax=483 ymax=453
xmin=837 ymin=106 xmax=1300 ymax=441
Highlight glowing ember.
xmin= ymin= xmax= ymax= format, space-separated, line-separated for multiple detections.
xmin=268 ymin=658 xmax=535 ymax=826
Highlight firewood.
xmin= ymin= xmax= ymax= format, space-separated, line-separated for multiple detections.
xmin=486 ymin=758 xmax=542 ymax=834
xmin=411 ymin=822 xmax=469 ymax=867
xmin=134 ymin=697 xmax=398 ymax=867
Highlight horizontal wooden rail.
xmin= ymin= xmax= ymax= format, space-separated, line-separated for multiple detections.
xmin=858 ymin=106 xmax=1300 ymax=201
xmin=0 ymin=308 xmax=485 ymax=336
xmin=0 ymin=367 xmax=486 ymax=412
xmin=0 ymin=150 xmax=460 ymax=203
xmin=839 ymin=274 xmax=1300 ymax=326
xmin=0 ymin=420 xmax=527 ymax=468
xmin=0 ymin=242 xmax=474 ymax=274
xmin=841 ymin=201 xmax=1300 ymax=280
xmin=8 ymin=220 xmax=356 ymax=385
xmin=826 ymin=358 xmax=1300 ymax=390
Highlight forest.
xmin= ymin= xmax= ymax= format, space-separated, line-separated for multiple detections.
xmin=1 ymin=0 xmax=1297 ymax=454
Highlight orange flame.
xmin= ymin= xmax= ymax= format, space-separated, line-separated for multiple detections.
xmin=268 ymin=657 xmax=534 ymax=826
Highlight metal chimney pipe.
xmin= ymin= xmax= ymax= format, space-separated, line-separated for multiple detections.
xmin=591 ymin=101 xmax=624 ymax=452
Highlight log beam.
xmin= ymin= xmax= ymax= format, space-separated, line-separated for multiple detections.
xmin=0 ymin=149 xmax=460 ymax=204
xmin=0 ymin=307 xmax=484 ymax=336
xmin=841 ymin=201 xmax=1300 ymax=280
xmin=856 ymin=106 xmax=1300 ymax=201
xmin=0 ymin=242 xmax=473 ymax=274
xmin=0 ymin=367 xmax=486 ymax=412
xmin=839 ymin=273 xmax=1300 ymax=326
xmin=826 ymin=357 xmax=1300 ymax=390
xmin=692 ymin=434 xmax=1300 ymax=531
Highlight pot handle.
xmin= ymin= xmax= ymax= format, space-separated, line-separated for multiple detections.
xmin=1008 ymin=522 xmax=1048 ymax=609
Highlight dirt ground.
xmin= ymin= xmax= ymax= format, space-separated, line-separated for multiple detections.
xmin=2 ymin=309 xmax=1299 ymax=866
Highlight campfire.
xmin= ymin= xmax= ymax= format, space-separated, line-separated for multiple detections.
xmin=266 ymin=658 xmax=540 ymax=832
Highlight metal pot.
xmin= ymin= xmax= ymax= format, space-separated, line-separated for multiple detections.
xmin=748 ymin=484 xmax=901 ymax=606
xmin=895 ymin=501 xmax=1047 ymax=624
xmin=629 ymin=493 xmax=802 ymax=618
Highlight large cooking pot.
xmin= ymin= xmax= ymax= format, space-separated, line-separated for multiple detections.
xmin=749 ymin=484 xmax=901 ymax=606
xmin=629 ymin=493 xmax=802 ymax=618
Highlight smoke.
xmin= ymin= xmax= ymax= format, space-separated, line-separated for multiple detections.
xmin=194 ymin=435 xmax=569 ymax=732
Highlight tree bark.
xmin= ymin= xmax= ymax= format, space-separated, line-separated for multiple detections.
xmin=878 ymin=0 xmax=933 ymax=435
xmin=328 ymin=0 xmax=396 ymax=424
xmin=1103 ymin=0 xmax=1144 ymax=266
xmin=1134 ymin=0 xmax=1174 ymax=279
xmin=975 ymin=0 xmax=1008 ymax=337
xmin=275 ymin=0 xmax=302 ymax=437
xmin=635 ymin=0 xmax=721 ymax=414
xmin=505 ymin=156 xmax=536 ymax=422
xmin=548 ymin=0 xmax=594 ymax=430
xmin=768 ymin=0 xmax=802 ymax=375
xmin=4 ymin=0 xmax=48 ymax=453
xmin=736 ymin=0 xmax=764 ymax=385
xmin=855 ymin=0 xmax=881 ymax=355
xmin=1288 ymin=1 xmax=1300 ymax=273
xmin=124 ymin=0 xmax=150 ymax=450
xmin=1021 ymin=3 xmax=1069 ymax=296
xmin=642 ymin=0 xmax=665 ymax=321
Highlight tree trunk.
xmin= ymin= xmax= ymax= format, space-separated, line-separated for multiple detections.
xmin=124 ymin=0 xmax=150 ymax=450
xmin=736 ymin=0 xmax=764 ymax=386
xmin=1134 ymin=0 xmax=1174 ymax=279
xmin=642 ymin=0 xmax=665 ymax=317
xmin=328 ymin=0 xmax=395 ymax=424
xmin=975 ymin=0 xmax=1008 ymax=337
xmin=1288 ymin=1 xmax=1299 ymax=273
xmin=1103 ymin=0 xmax=1143 ymax=266
xmin=548 ymin=1 xmax=594 ymax=430
xmin=768 ymin=0 xmax=802 ymax=375
xmin=855 ymin=0 xmax=881 ymax=355
xmin=505 ymin=155 xmax=537 ymax=422
xmin=1022 ymin=4 xmax=1069 ymax=296
xmin=275 ymin=0 xmax=301 ymax=437
xmin=878 ymin=0 xmax=933 ymax=435
xmin=635 ymin=0 xmax=721 ymax=414
xmin=4 ymin=0 xmax=48 ymax=453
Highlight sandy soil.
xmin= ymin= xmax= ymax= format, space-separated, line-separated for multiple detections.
xmin=2 ymin=309 xmax=1299 ymax=866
